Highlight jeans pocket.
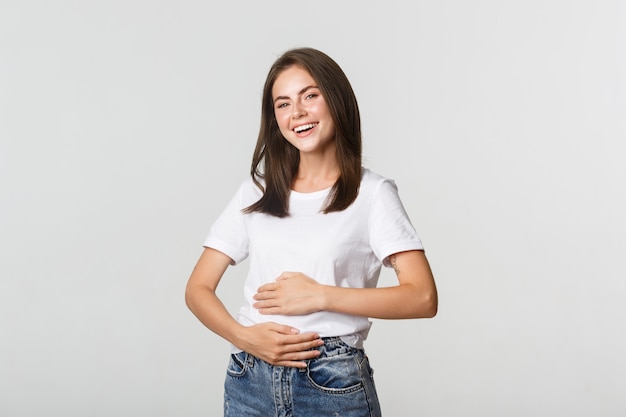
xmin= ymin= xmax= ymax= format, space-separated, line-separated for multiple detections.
xmin=226 ymin=351 xmax=248 ymax=378
xmin=306 ymin=351 xmax=363 ymax=394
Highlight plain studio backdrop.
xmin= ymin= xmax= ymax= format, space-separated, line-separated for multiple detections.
xmin=1 ymin=1 xmax=625 ymax=416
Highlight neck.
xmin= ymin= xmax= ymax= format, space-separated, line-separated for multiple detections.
xmin=292 ymin=152 xmax=340 ymax=193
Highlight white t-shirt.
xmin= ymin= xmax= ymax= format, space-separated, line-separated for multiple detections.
xmin=203 ymin=168 xmax=423 ymax=348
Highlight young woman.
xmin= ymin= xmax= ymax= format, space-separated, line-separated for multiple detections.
xmin=186 ymin=47 xmax=437 ymax=417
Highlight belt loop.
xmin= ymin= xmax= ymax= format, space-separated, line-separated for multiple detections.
xmin=245 ymin=353 xmax=255 ymax=368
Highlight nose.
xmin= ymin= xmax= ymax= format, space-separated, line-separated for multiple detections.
xmin=292 ymin=103 xmax=306 ymax=119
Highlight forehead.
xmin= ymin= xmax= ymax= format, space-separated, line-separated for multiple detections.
xmin=272 ymin=65 xmax=317 ymax=98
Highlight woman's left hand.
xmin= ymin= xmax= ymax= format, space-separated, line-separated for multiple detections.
xmin=253 ymin=272 xmax=325 ymax=316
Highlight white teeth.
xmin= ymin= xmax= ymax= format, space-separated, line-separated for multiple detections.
xmin=294 ymin=123 xmax=317 ymax=133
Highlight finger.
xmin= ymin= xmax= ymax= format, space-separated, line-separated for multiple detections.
xmin=275 ymin=361 xmax=307 ymax=368
xmin=275 ymin=357 xmax=318 ymax=368
xmin=252 ymin=301 xmax=276 ymax=310
xmin=257 ymin=282 xmax=277 ymax=292
xmin=268 ymin=323 xmax=302 ymax=335
xmin=282 ymin=332 xmax=324 ymax=346
xmin=276 ymin=351 xmax=321 ymax=368
xmin=252 ymin=299 xmax=275 ymax=308
xmin=256 ymin=306 xmax=281 ymax=315
xmin=276 ymin=272 xmax=295 ymax=280
xmin=285 ymin=338 xmax=325 ymax=354
xmin=252 ymin=292 xmax=274 ymax=301
xmin=268 ymin=326 xmax=324 ymax=348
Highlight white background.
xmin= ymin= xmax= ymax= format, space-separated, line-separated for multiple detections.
xmin=1 ymin=1 xmax=625 ymax=416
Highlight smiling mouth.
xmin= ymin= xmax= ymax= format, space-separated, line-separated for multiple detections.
xmin=293 ymin=123 xmax=318 ymax=133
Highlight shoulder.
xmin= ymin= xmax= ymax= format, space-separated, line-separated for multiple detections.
xmin=240 ymin=175 xmax=263 ymax=192
xmin=232 ymin=176 xmax=264 ymax=206
xmin=360 ymin=168 xmax=398 ymax=195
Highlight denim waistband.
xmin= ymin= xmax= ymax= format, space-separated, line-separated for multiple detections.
xmin=316 ymin=336 xmax=362 ymax=358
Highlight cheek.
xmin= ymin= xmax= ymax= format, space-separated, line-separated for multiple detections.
xmin=274 ymin=112 xmax=287 ymax=127
xmin=275 ymin=115 xmax=291 ymax=136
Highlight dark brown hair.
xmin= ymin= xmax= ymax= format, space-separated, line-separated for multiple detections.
xmin=244 ymin=47 xmax=362 ymax=217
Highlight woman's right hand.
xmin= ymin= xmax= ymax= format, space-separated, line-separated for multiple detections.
xmin=234 ymin=322 xmax=324 ymax=368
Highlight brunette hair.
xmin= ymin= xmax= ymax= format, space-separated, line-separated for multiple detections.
xmin=244 ymin=47 xmax=362 ymax=217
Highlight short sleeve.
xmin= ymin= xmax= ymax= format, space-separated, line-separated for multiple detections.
xmin=203 ymin=183 xmax=250 ymax=265
xmin=368 ymin=179 xmax=423 ymax=267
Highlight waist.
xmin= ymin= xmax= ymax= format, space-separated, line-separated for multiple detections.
xmin=237 ymin=307 xmax=372 ymax=343
xmin=318 ymin=336 xmax=363 ymax=356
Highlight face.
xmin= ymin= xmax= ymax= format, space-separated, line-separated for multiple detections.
xmin=272 ymin=65 xmax=336 ymax=156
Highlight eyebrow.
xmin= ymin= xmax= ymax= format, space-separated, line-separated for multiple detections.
xmin=273 ymin=85 xmax=319 ymax=104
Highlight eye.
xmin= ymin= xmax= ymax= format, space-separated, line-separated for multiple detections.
xmin=275 ymin=102 xmax=289 ymax=109
xmin=305 ymin=93 xmax=318 ymax=100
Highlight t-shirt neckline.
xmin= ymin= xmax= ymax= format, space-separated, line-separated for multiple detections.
xmin=290 ymin=187 xmax=332 ymax=200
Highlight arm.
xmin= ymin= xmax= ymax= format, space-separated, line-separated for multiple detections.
xmin=185 ymin=247 xmax=323 ymax=368
xmin=253 ymin=250 xmax=437 ymax=319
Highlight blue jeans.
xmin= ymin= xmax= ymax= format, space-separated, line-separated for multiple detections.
xmin=224 ymin=337 xmax=382 ymax=417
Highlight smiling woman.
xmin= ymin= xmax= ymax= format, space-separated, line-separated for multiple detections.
xmin=272 ymin=67 xmax=336 ymax=158
xmin=185 ymin=47 xmax=438 ymax=417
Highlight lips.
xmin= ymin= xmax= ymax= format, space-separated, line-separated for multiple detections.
xmin=293 ymin=122 xmax=318 ymax=133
